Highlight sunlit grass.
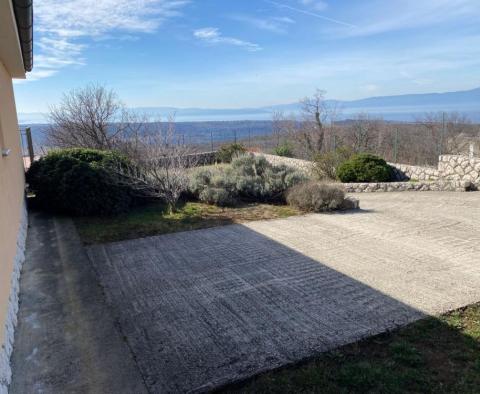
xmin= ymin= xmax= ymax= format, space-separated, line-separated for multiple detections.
xmin=75 ymin=201 xmax=300 ymax=244
xmin=221 ymin=304 xmax=480 ymax=394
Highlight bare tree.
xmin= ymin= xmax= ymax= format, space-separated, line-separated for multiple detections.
xmin=117 ymin=116 xmax=197 ymax=213
xmin=271 ymin=110 xmax=286 ymax=147
xmin=298 ymin=89 xmax=328 ymax=156
xmin=46 ymin=84 xmax=140 ymax=151
xmin=288 ymin=89 xmax=343 ymax=158
xmin=346 ymin=113 xmax=384 ymax=153
xmin=417 ymin=112 xmax=473 ymax=155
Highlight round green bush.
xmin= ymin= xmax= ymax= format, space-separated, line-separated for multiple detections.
xmin=26 ymin=148 xmax=135 ymax=216
xmin=336 ymin=154 xmax=393 ymax=183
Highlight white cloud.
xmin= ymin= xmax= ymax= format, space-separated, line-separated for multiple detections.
xmin=272 ymin=16 xmax=296 ymax=24
xmin=14 ymin=69 xmax=59 ymax=84
xmin=299 ymin=0 xmax=328 ymax=11
xmin=333 ymin=0 xmax=480 ymax=37
xmin=28 ymin=0 xmax=190 ymax=81
xmin=265 ymin=0 xmax=355 ymax=28
xmin=231 ymin=15 xmax=295 ymax=34
xmin=170 ymin=33 xmax=480 ymax=103
xmin=193 ymin=28 xmax=262 ymax=52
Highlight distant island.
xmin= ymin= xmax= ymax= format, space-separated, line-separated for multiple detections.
xmin=19 ymin=87 xmax=480 ymax=124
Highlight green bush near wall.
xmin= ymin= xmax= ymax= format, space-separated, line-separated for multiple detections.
xmin=27 ymin=148 xmax=136 ymax=216
xmin=336 ymin=153 xmax=394 ymax=183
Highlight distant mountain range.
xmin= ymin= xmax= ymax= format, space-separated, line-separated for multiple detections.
xmin=18 ymin=87 xmax=480 ymax=124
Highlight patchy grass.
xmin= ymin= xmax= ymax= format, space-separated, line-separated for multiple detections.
xmin=220 ymin=303 xmax=480 ymax=394
xmin=75 ymin=201 xmax=301 ymax=244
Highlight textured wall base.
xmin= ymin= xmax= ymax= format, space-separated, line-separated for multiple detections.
xmin=0 ymin=203 xmax=27 ymax=394
xmin=341 ymin=180 xmax=473 ymax=193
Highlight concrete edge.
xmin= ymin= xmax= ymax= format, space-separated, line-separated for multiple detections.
xmin=0 ymin=202 xmax=27 ymax=394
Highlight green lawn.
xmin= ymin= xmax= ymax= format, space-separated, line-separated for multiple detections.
xmin=220 ymin=303 xmax=480 ymax=393
xmin=75 ymin=201 xmax=301 ymax=244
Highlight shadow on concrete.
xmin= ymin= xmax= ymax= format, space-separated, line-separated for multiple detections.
xmin=87 ymin=222 xmax=428 ymax=393
xmin=338 ymin=208 xmax=376 ymax=215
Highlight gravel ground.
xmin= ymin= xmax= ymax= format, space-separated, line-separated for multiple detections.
xmin=87 ymin=192 xmax=480 ymax=393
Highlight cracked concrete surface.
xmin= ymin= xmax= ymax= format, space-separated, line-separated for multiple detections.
xmin=87 ymin=192 xmax=480 ymax=393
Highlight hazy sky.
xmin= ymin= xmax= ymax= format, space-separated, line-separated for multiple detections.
xmin=14 ymin=0 xmax=480 ymax=113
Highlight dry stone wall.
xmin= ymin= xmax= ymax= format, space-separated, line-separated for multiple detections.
xmin=390 ymin=155 xmax=480 ymax=186
xmin=389 ymin=163 xmax=440 ymax=181
xmin=438 ymin=155 xmax=480 ymax=184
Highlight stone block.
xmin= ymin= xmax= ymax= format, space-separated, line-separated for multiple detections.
xmin=340 ymin=197 xmax=360 ymax=210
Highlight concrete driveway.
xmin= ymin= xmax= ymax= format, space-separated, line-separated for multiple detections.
xmin=87 ymin=192 xmax=480 ymax=393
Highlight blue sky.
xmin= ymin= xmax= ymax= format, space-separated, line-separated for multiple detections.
xmin=14 ymin=0 xmax=480 ymax=113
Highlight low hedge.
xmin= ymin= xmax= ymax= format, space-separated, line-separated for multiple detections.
xmin=336 ymin=153 xmax=394 ymax=183
xmin=27 ymin=148 xmax=136 ymax=216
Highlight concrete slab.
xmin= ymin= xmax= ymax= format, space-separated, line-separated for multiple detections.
xmin=87 ymin=192 xmax=480 ymax=393
xmin=9 ymin=213 xmax=148 ymax=394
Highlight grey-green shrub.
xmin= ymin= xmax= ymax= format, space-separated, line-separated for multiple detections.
xmin=286 ymin=182 xmax=345 ymax=212
xmin=199 ymin=187 xmax=237 ymax=207
xmin=230 ymin=154 xmax=308 ymax=202
xmin=189 ymin=168 xmax=214 ymax=195
xmin=189 ymin=154 xmax=308 ymax=205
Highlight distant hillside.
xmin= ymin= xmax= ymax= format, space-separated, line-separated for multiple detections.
xmin=341 ymin=87 xmax=480 ymax=108
xmin=20 ymin=121 xmax=275 ymax=149
xmin=133 ymin=87 xmax=480 ymax=122
xmin=18 ymin=87 xmax=480 ymax=124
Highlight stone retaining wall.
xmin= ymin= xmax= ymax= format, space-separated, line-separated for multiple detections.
xmin=389 ymin=163 xmax=440 ymax=181
xmin=341 ymin=180 xmax=473 ymax=193
xmin=0 ymin=203 xmax=27 ymax=394
xmin=254 ymin=152 xmax=480 ymax=190
xmin=438 ymin=155 xmax=480 ymax=184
